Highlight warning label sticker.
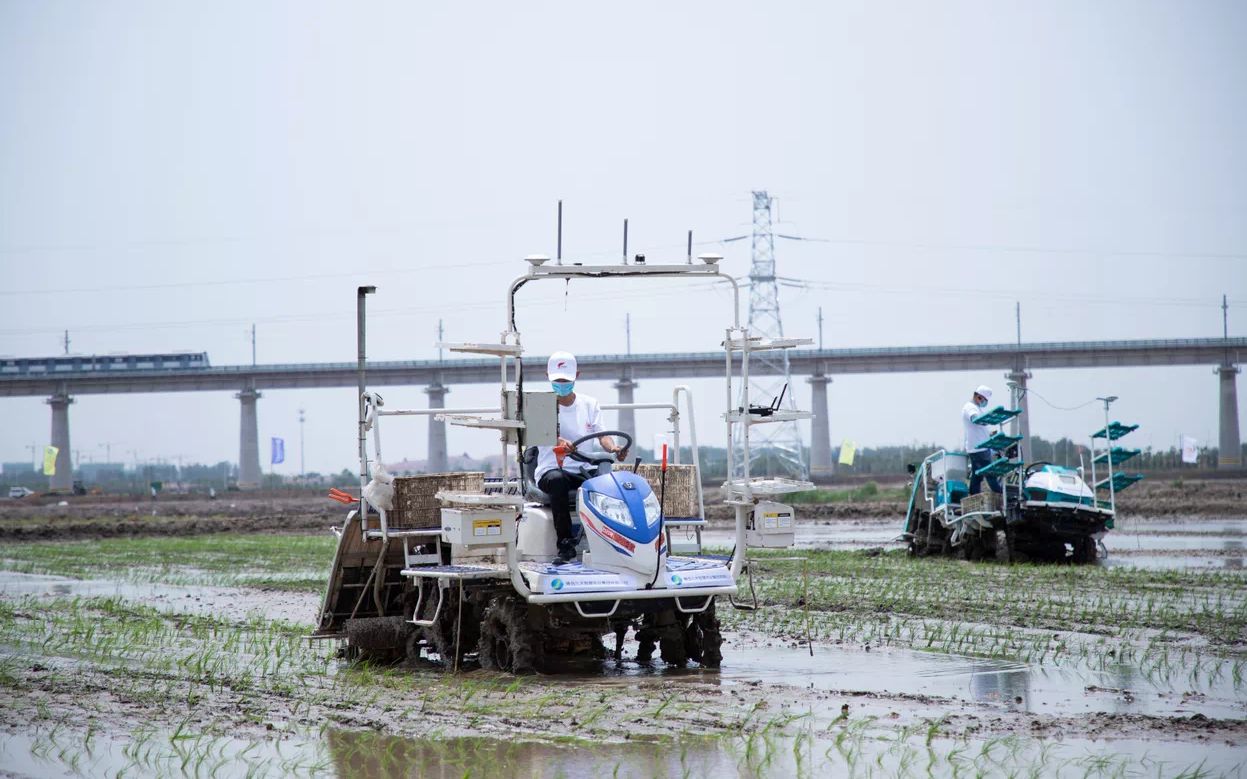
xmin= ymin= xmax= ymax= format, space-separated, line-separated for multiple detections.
xmin=472 ymin=517 xmax=503 ymax=537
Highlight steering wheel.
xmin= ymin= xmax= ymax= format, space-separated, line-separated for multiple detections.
xmin=565 ymin=430 xmax=634 ymax=466
xmin=1024 ymin=461 xmax=1053 ymax=478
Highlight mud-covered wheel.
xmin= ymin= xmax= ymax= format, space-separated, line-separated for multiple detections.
xmin=994 ymin=527 xmax=1014 ymax=564
xmin=907 ymin=513 xmax=932 ymax=557
xmin=416 ymin=581 xmax=478 ymax=667
xmin=478 ymin=596 xmax=544 ymax=674
xmin=660 ymin=630 xmax=687 ymax=667
xmin=958 ymin=534 xmax=980 ymax=561
xmin=684 ymin=600 xmax=723 ymax=668
xmin=343 ymin=616 xmax=413 ymax=664
xmin=1071 ymin=536 xmax=1098 ymax=564
xmin=635 ymin=626 xmax=657 ymax=663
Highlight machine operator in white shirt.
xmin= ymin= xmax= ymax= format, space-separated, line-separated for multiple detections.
xmin=534 ymin=351 xmax=631 ymax=562
xmin=963 ymin=384 xmax=1002 ymax=495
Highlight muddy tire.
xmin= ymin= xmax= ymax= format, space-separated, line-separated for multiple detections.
xmin=478 ymin=596 xmax=544 ymax=674
xmin=660 ymin=630 xmax=687 ymax=667
xmin=417 ymin=581 xmax=479 ymax=667
xmin=1071 ymin=536 xmax=1098 ymax=564
xmin=684 ymin=601 xmax=723 ymax=668
xmin=907 ymin=512 xmax=933 ymax=557
xmin=959 ymin=533 xmax=983 ymax=561
xmin=343 ymin=616 xmax=412 ymax=664
xmin=635 ymin=627 xmax=657 ymax=663
xmin=994 ymin=527 xmax=1014 ymax=564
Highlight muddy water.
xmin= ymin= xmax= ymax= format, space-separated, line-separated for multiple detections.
xmin=5 ymin=718 xmax=1245 ymax=778
xmin=0 ymin=570 xmax=317 ymax=623
xmin=700 ymin=516 xmax=1247 ymax=570
xmin=543 ymin=634 xmax=1247 ymax=721
xmin=7 ymin=568 xmax=1237 ymax=722
xmin=3 ymin=520 xmax=1245 ymax=778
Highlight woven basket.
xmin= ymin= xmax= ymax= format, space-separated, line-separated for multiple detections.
xmin=623 ymin=463 xmax=700 ymax=518
xmin=960 ymin=492 xmax=1001 ymax=514
xmin=391 ymin=472 xmax=485 ymax=528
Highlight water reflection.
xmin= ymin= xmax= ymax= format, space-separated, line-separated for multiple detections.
xmin=1223 ymin=539 xmax=1243 ymax=570
xmin=968 ymin=661 xmax=1030 ymax=709
xmin=325 ymin=729 xmax=733 ymax=779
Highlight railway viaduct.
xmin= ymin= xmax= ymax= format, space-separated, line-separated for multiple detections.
xmin=4 ymin=337 xmax=1242 ymax=488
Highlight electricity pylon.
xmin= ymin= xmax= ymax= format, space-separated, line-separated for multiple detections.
xmin=731 ymin=190 xmax=808 ymax=479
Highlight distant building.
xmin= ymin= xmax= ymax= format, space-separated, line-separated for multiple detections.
xmin=386 ymin=454 xmax=502 ymax=475
xmin=78 ymin=462 xmax=127 ymax=481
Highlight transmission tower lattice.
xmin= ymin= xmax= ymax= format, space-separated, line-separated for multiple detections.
xmin=732 ymin=191 xmax=809 ymax=479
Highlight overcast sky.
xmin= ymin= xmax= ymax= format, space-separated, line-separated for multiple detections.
xmin=1 ymin=1 xmax=1244 ymax=474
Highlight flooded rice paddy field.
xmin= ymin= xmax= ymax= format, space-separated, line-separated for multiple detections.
xmin=0 ymin=515 xmax=1244 ymax=778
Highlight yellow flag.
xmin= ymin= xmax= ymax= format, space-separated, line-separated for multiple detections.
xmin=42 ymin=445 xmax=59 ymax=476
xmin=838 ymin=439 xmax=856 ymax=467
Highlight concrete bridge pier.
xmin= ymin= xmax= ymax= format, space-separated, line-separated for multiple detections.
xmin=426 ymin=381 xmax=449 ymax=473
xmin=613 ymin=373 xmax=638 ymax=440
xmin=807 ymin=372 xmax=833 ymax=478
xmin=46 ymin=391 xmax=74 ymax=491
xmin=1006 ymin=369 xmax=1033 ymax=463
xmin=1218 ymin=364 xmax=1242 ymax=469
xmin=236 ymin=387 xmax=262 ymax=488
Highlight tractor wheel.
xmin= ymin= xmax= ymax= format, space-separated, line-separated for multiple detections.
xmin=684 ymin=601 xmax=723 ymax=668
xmin=994 ymin=527 xmax=1014 ymax=564
xmin=478 ymin=596 xmax=544 ymax=674
xmin=635 ymin=626 xmax=658 ymax=663
xmin=648 ymin=608 xmax=687 ymax=667
xmin=660 ymin=630 xmax=688 ymax=667
xmin=417 ymin=581 xmax=478 ymax=667
xmin=1071 ymin=536 xmax=1098 ymax=564
xmin=907 ymin=513 xmax=931 ymax=557
xmin=959 ymin=533 xmax=981 ymax=561
xmin=343 ymin=616 xmax=412 ymax=664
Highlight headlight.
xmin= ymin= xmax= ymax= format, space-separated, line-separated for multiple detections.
xmin=643 ymin=492 xmax=662 ymax=526
xmin=587 ymin=491 xmax=632 ymax=526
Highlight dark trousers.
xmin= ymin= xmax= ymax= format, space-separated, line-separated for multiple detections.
xmin=968 ymin=450 xmax=1002 ymax=495
xmin=538 ymin=470 xmax=587 ymax=545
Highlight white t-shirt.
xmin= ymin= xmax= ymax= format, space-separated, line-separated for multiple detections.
xmin=535 ymin=393 xmax=604 ymax=480
xmin=962 ymin=401 xmax=990 ymax=453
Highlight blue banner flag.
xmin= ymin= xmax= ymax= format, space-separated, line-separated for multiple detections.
xmin=270 ymin=437 xmax=285 ymax=465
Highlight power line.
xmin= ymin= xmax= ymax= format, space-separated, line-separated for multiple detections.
xmin=775 ymin=276 xmax=1242 ymax=310
xmin=0 ymin=238 xmax=744 ymax=297
xmin=0 ymin=279 xmax=734 ymax=337
xmin=0 ymin=259 xmax=515 ymax=297
xmin=1022 ymin=387 xmax=1102 ymax=412
xmin=762 ymin=233 xmax=1247 ymax=261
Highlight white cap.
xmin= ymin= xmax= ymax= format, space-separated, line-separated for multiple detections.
xmin=975 ymin=385 xmax=993 ymax=400
xmin=547 ymin=351 xmax=577 ymax=381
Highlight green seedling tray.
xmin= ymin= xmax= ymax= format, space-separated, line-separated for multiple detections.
xmin=1092 ymin=447 xmax=1141 ymax=465
xmin=1092 ymin=421 xmax=1140 ymax=441
xmin=974 ymin=457 xmax=1021 ymax=477
xmin=979 ymin=432 xmax=1023 ymax=451
xmin=1095 ymin=472 xmax=1144 ymax=492
xmin=972 ymin=406 xmax=1021 ymax=425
